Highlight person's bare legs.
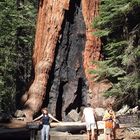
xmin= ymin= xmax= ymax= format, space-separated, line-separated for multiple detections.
xmin=112 ymin=128 xmax=116 ymax=140
xmin=87 ymin=130 xmax=90 ymax=140
xmin=104 ymin=128 xmax=107 ymax=140
xmin=109 ymin=134 xmax=112 ymax=140
xmin=91 ymin=127 xmax=95 ymax=140
xmin=104 ymin=134 xmax=108 ymax=140
xmin=104 ymin=128 xmax=113 ymax=140
xmin=105 ymin=134 xmax=112 ymax=140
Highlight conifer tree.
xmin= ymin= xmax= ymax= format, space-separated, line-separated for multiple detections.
xmin=92 ymin=0 xmax=140 ymax=108
xmin=0 ymin=0 xmax=37 ymax=112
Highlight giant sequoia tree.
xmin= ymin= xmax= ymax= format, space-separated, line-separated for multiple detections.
xmin=1 ymin=0 xmax=139 ymax=122
xmin=2 ymin=0 xmax=139 ymax=123
xmin=20 ymin=0 xmax=102 ymax=121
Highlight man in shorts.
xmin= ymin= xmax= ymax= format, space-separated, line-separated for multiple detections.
xmin=81 ymin=104 xmax=97 ymax=140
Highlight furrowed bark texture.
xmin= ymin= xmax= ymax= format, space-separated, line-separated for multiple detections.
xmin=82 ymin=0 xmax=101 ymax=87
xmin=22 ymin=0 xmax=70 ymax=120
xmin=21 ymin=0 xmax=107 ymax=121
xmin=82 ymin=0 xmax=111 ymax=107
xmin=47 ymin=0 xmax=87 ymax=121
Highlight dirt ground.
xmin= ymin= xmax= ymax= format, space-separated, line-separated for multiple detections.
xmin=0 ymin=120 xmax=140 ymax=140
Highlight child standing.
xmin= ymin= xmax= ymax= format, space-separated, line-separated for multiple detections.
xmin=103 ymin=104 xmax=116 ymax=140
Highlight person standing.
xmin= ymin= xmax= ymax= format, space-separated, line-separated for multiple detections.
xmin=103 ymin=104 xmax=116 ymax=140
xmin=81 ymin=104 xmax=98 ymax=140
xmin=33 ymin=107 xmax=60 ymax=140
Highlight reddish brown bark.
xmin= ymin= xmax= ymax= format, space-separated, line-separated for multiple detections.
xmin=82 ymin=0 xmax=111 ymax=106
xmin=82 ymin=0 xmax=101 ymax=88
xmin=22 ymin=0 xmax=70 ymax=120
xmin=21 ymin=0 xmax=107 ymax=121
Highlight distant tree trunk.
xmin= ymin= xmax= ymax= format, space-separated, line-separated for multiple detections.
xmin=21 ymin=0 xmax=70 ymax=120
xmin=82 ymin=0 xmax=101 ymax=91
xmin=82 ymin=0 xmax=112 ymax=107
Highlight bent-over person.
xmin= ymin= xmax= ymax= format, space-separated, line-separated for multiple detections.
xmin=81 ymin=104 xmax=98 ymax=140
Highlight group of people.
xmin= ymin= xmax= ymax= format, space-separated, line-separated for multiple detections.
xmin=81 ymin=103 xmax=116 ymax=140
xmin=33 ymin=103 xmax=116 ymax=140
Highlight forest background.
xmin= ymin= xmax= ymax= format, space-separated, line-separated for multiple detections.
xmin=0 ymin=0 xmax=140 ymax=115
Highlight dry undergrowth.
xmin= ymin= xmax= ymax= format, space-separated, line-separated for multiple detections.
xmin=125 ymin=128 xmax=140 ymax=139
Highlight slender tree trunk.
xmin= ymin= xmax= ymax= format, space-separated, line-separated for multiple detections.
xmin=82 ymin=0 xmax=101 ymax=91
xmin=21 ymin=0 xmax=70 ymax=120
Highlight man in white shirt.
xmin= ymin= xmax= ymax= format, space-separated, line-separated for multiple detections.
xmin=81 ymin=104 xmax=97 ymax=140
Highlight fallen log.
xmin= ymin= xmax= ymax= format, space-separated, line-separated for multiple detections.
xmin=51 ymin=121 xmax=104 ymax=129
xmin=50 ymin=120 xmax=138 ymax=131
xmin=50 ymin=121 xmax=104 ymax=134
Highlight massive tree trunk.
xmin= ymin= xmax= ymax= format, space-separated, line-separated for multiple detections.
xmin=21 ymin=0 xmax=102 ymax=121
xmin=21 ymin=0 xmax=70 ymax=120
xmin=81 ymin=0 xmax=112 ymax=107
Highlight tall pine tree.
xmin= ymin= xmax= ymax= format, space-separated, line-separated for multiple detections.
xmin=92 ymin=0 xmax=140 ymax=108
xmin=0 ymin=0 xmax=37 ymax=113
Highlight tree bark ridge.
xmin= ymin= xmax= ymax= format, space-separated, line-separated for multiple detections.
xmin=82 ymin=0 xmax=101 ymax=92
xmin=21 ymin=0 xmax=103 ymax=120
xmin=22 ymin=0 xmax=70 ymax=120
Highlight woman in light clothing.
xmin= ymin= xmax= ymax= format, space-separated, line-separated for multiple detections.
xmin=33 ymin=107 xmax=60 ymax=140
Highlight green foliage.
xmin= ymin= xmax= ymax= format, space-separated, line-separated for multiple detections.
xmin=92 ymin=0 xmax=140 ymax=107
xmin=0 ymin=0 xmax=37 ymax=112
